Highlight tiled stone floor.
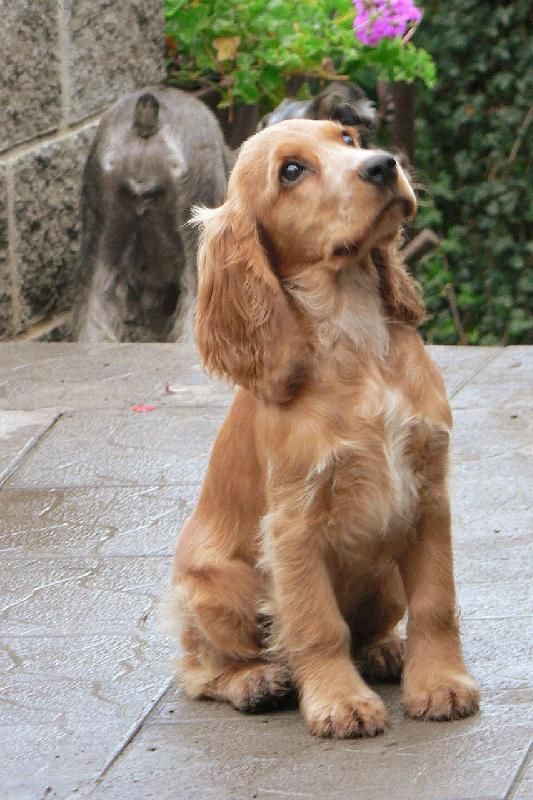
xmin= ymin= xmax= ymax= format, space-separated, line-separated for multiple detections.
xmin=0 ymin=343 xmax=531 ymax=800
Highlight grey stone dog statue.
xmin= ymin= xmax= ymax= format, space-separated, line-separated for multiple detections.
xmin=258 ymin=82 xmax=378 ymax=145
xmin=73 ymin=86 xmax=230 ymax=342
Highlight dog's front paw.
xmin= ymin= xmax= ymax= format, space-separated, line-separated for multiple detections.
xmin=303 ymin=689 xmax=389 ymax=738
xmin=404 ymin=673 xmax=480 ymax=721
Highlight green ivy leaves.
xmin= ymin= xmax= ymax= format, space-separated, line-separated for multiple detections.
xmin=415 ymin=0 xmax=532 ymax=344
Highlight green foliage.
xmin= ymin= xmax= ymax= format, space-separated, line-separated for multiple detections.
xmin=164 ymin=0 xmax=435 ymax=108
xmin=164 ymin=0 xmax=531 ymax=345
xmin=414 ymin=0 xmax=533 ymax=344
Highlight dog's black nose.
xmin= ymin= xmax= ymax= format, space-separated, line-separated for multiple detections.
xmin=358 ymin=155 xmax=397 ymax=187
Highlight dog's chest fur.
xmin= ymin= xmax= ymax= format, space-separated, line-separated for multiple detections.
xmin=318 ymin=387 xmax=421 ymax=561
xmin=260 ymin=381 xmax=437 ymax=580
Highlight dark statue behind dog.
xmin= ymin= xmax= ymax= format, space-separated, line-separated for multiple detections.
xmin=258 ymin=82 xmax=378 ymax=144
xmin=73 ymin=86 xmax=230 ymax=342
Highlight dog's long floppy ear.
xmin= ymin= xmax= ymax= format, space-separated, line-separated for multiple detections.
xmin=193 ymin=202 xmax=312 ymax=404
xmin=372 ymin=244 xmax=426 ymax=326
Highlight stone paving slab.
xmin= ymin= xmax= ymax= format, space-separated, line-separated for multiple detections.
xmin=450 ymin=346 xmax=532 ymax=410
xmin=1 ymin=621 xmax=170 ymax=729
xmin=0 ymin=486 xmax=199 ymax=559
xmin=0 ymin=408 xmax=61 ymax=485
xmin=0 ymin=343 xmax=233 ymax=412
xmin=91 ymin=686 xmax=531 ymax=800
xmin=0 ymin=343 xmax=531 ymax=800
xmin=511 ymin=749 xmax=533 ymax=800
xmin=1 ymin=554 xmax=173 ymax=800
xmin=5 ymin=407 xmax=226 ymax=489
xmin=2 ymin=625 xmax=172 ymax=800
xmin=1 ymin=556 xmax=169 ymax=637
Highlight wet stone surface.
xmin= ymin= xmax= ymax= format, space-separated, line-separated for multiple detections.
xmin=0 ymin=343 xmax=531 ymax=800
xmin=0 ymin=408 xmax=61 ymax=484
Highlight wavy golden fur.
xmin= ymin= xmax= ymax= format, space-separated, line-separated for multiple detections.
xmin=163 ymin=119 xmax=479 ymax=738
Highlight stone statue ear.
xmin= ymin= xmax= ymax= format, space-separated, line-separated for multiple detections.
xmin=133 ymin=93 xmax=160 ymax=138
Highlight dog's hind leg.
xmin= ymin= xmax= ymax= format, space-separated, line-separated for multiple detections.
xmin=358 ymin=635 xmax=405 ymax=683
xmin=197 ymin=657 xmax=293 ymax=713
xmin=162 ymin=560 xmax=292 ymax=711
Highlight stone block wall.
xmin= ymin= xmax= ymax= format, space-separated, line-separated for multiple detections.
xmin=0 ymin=0 xmax=165 ymax=341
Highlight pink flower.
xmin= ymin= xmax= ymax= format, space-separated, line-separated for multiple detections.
xmin=353 ymin=0 xmax=423 ymax=46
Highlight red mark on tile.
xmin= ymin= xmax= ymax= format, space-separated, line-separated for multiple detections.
xmin=131 ymin=404 xmax=156 ymax=413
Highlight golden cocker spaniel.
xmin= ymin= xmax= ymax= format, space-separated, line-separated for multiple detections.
xmin=163 ymin=119 xmax=480 ymax=738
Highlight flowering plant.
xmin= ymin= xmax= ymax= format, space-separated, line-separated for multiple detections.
xmin=165 ymin=0 xmax=435 ymax=109
xmin=353 ymin=1 xmax=423 ymax=46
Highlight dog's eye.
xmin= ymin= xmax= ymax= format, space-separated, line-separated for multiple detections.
xmin=280 ymin=161 xmax=305 ymax=184
xmin=341 ymin=131 xmax=355 ymax=147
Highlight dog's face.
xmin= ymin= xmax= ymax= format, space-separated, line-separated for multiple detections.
xmin=228 ymin=119 xmax=416 ymax=274
xmin=194 ymin=119 xmax=422 ymax=404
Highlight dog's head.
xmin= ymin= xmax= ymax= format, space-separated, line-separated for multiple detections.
xmin=258 ymin=82 xmax=378 ymax=147
xmin=194 ymin=119 xmax=423 ymax=404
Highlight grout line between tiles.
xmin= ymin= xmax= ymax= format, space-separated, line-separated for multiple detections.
xmin=0 ymin=412 xmax=64 ymax=489
xmin=448 ymin=347 xmax=505 ymax=400
xmin=67 ymin=675 xmax=174 ymax=799
xmin=504 ymin=741 xmax=532 ymax=800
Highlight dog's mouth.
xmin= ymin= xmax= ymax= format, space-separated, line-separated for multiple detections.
xmin=332 ymin=196 xmax=415 ymax=258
